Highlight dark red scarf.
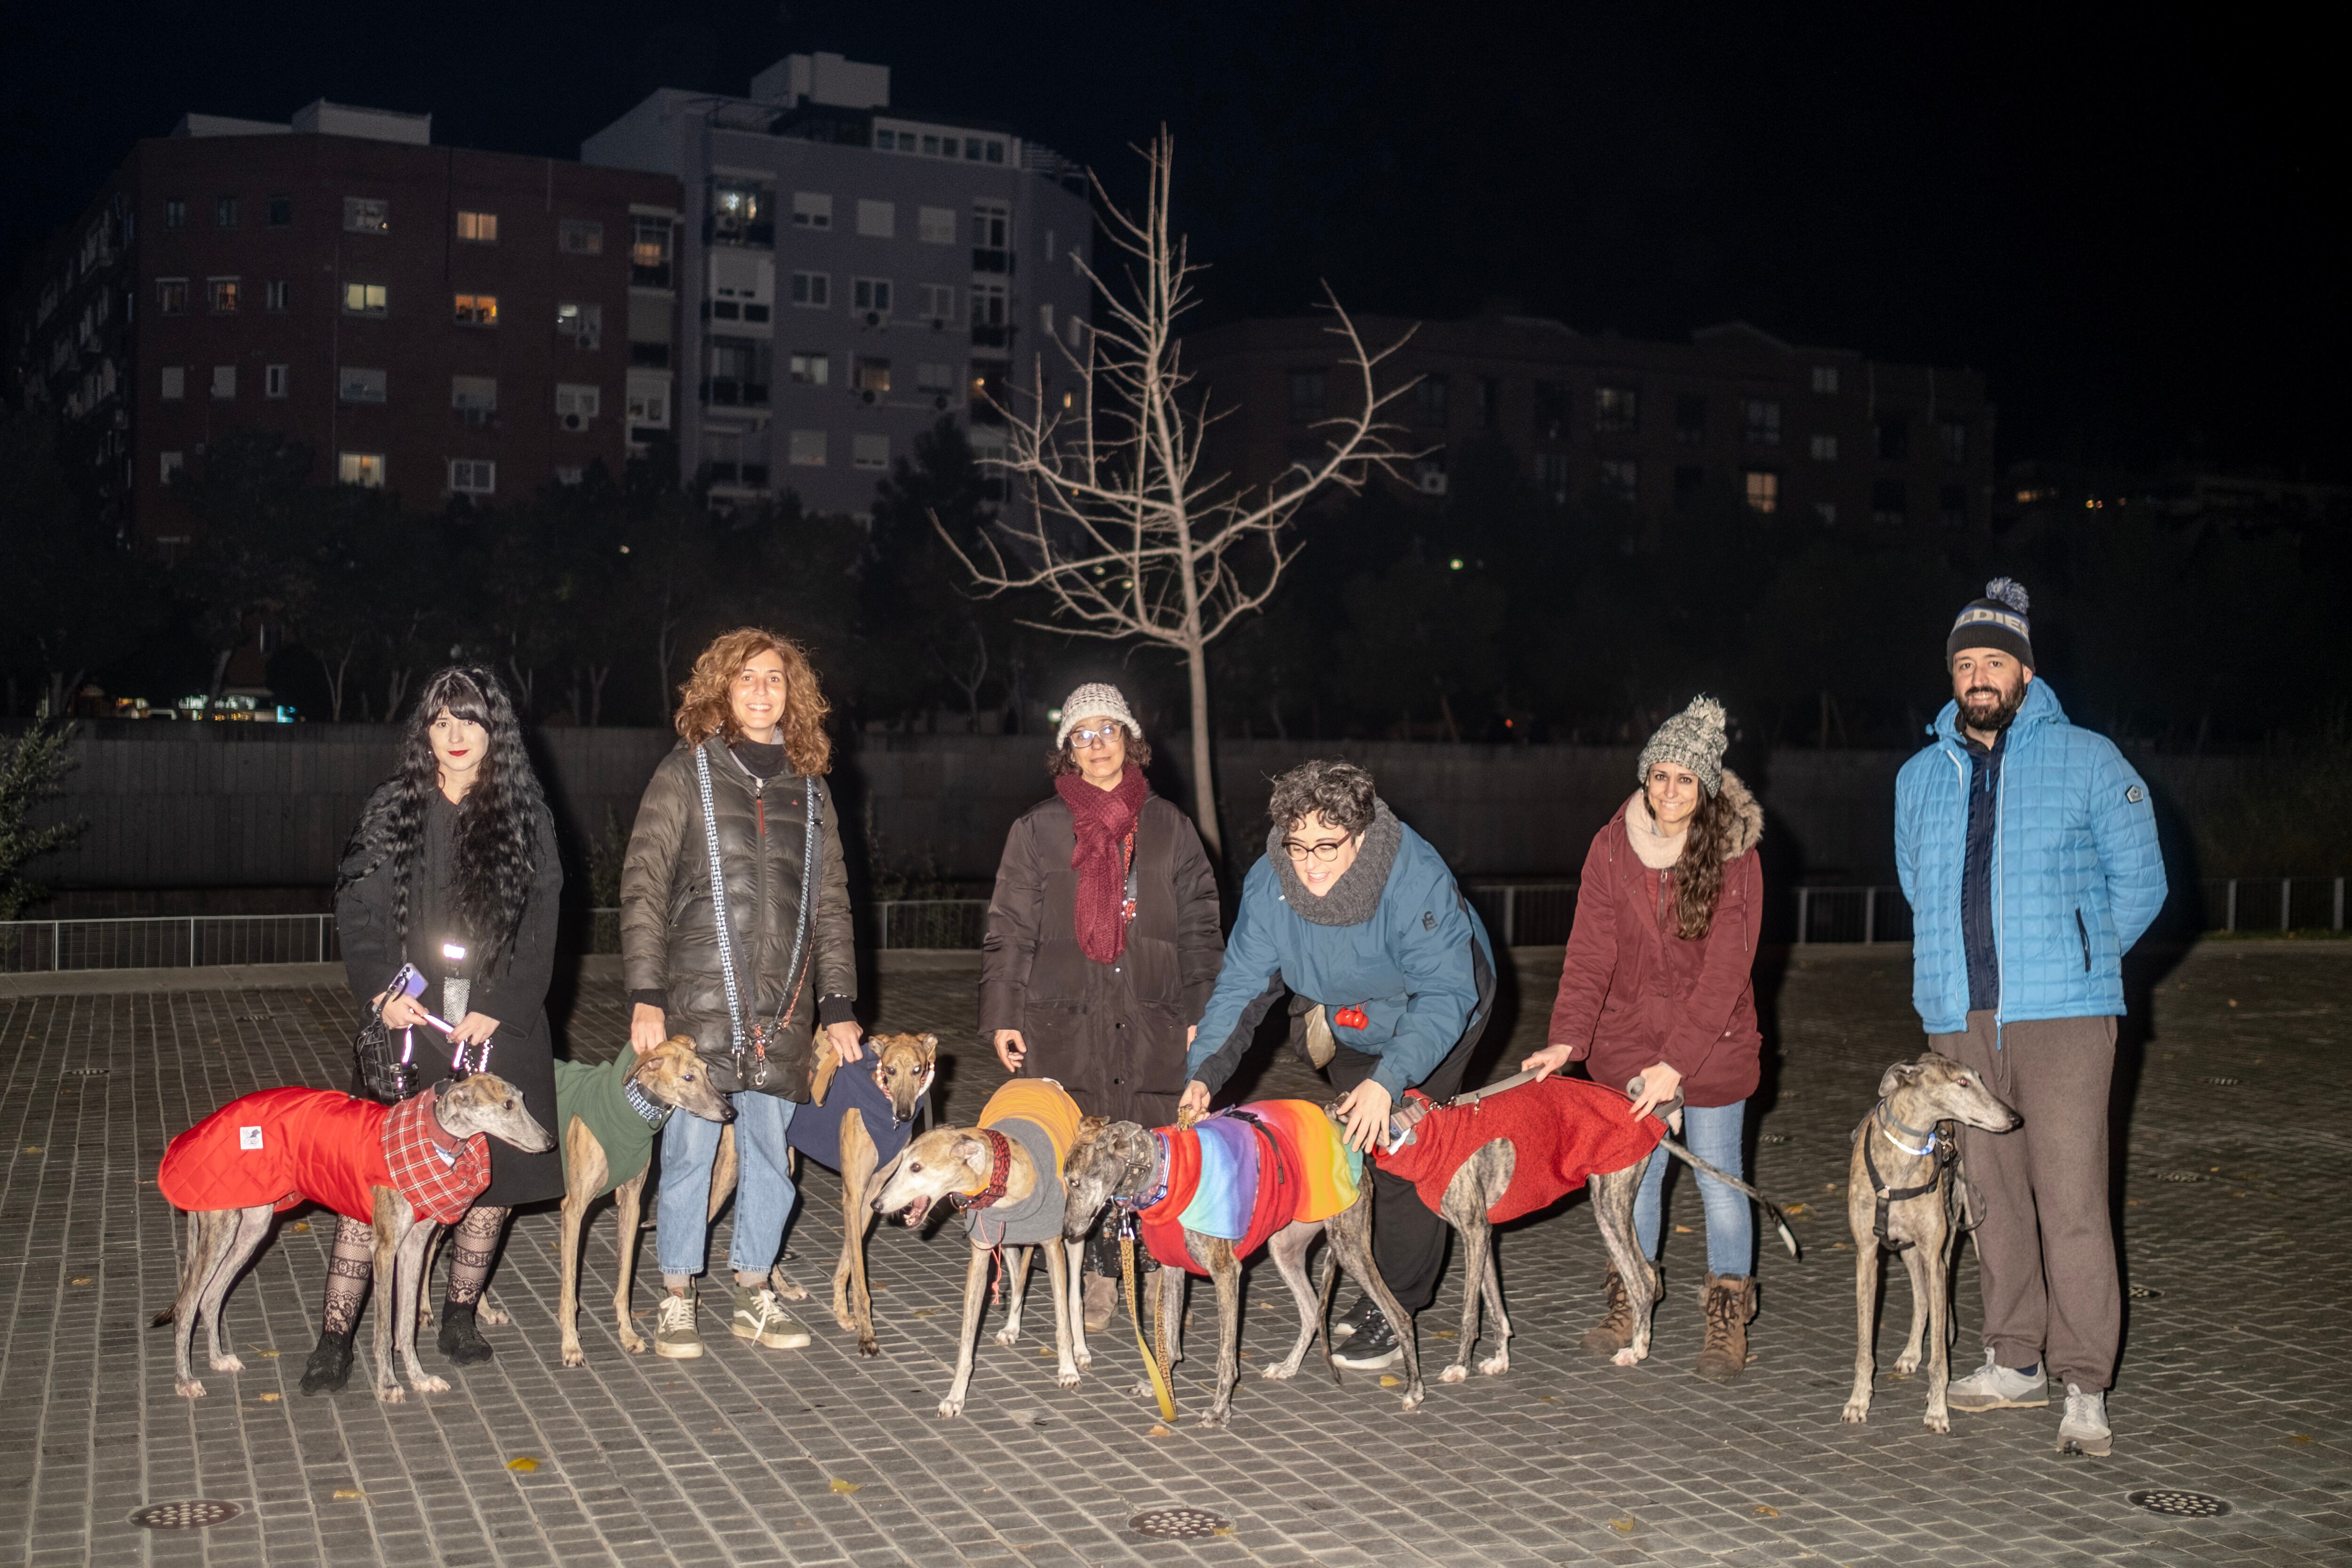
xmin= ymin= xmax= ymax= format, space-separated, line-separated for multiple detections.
xmin=1057 ymin=766 xmax=1148 ymax=964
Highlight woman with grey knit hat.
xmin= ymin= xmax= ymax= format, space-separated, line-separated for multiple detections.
xmin=978 ymin=684 xmax=1224 ymax=1330
xmin=1524 ymin=695 xmax=1771 ymax=1382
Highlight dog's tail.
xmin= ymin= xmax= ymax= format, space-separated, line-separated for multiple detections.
xmin=1654 ymin=1138 xmax=1802 ymax=1259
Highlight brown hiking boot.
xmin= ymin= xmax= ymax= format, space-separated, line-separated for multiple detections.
xmin=1083 ymin=1272 xmax=1117 ymax=1334
xmin=1580 ymin=1266 xmax=1637 ymax=1356
xmin=1695 ymin=1272 xmax=1757 ymax=1382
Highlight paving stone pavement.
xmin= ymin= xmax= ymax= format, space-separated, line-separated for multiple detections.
xmin=1 ymin=942 xmax=2347 ymax=1567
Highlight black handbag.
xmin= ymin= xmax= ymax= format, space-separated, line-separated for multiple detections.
xmin=350 ymin=961 xmax=426 ymax=1103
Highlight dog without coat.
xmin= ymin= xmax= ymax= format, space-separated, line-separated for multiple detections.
xmin=869 ymin=1078 xmax=1087 ymax=1418
xmin=1059 ymin=1100 xmax=1424 ymax=1428
xmin=155 ymin=1073 xmax=552 ymax=1401
xmin=1839 ymin=1051 xmax=2021 ymax=1433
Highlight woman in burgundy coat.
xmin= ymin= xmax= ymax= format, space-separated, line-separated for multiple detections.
xmin=1521 ymin=696 xmax=1767 ymax=1381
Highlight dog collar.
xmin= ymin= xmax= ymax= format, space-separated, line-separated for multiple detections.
xmin=948 ymin=1129 xmax=1014 ymax=1211
xmin=1875 ymin=1101 xmax=1938 ymax=1158
xmin=623 ymin=1077 xmax=672 ymax=1130
xmin=1126 ymin=1131 xmax=1171 ymax=1213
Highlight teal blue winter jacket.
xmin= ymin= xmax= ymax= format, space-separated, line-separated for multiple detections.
xmin=1895 ymin=679 xmax=2167 ymax=1035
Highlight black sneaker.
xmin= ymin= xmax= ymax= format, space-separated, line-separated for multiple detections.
xmin=1331 ymin=1311 xmax=1403 ymax=1371
xmin=300 ymin=1329 xmax=355 ymax=1395
xmin=1331 ymin=1294 xmax=1379 ymax=1343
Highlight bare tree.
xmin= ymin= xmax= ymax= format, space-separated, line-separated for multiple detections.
xmin=937 ymin=130 xmax=1414 ymax=857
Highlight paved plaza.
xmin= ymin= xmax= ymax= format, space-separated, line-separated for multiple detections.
xmin=2 ymin=941 xmax=2347 ymax=1567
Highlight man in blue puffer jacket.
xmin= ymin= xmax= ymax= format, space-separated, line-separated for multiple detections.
xmin=1181 ymin=759 xmax=1495 ymax=1373
xmin=1895 ymin=579 xmax=2166 ymax=1458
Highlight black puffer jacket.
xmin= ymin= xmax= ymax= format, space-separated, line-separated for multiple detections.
xmin=620 ymin=740 xmax=856 ymax=1099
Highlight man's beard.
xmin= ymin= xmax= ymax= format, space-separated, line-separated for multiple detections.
xmin=1959 ymin=681 xmax=2027 ymax=734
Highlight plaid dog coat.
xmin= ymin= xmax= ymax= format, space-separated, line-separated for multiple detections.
xmin=159 ymin=1086 xmax=490 ymax=1226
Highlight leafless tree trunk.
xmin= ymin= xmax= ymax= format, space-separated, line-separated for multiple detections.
xmin=936 ymin=129 xmax=1414 ymax=858
xmin=938 ymin=620 xmax=990 ymax=731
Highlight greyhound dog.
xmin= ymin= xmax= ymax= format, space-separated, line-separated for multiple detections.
xmin=156 ymin=1073 xmax=551 ymax=1402
xmin=1839 ymin=1051 xmax=2021 ymax=1433
xmin=869 ymin=1083 xmax=1087 ymax=1418
xmin=552 ymin=1037 xmax=734 ymax=1367
xmin=1387 ymin=1075 xmax=1803 ymax=1385
xmin=706 ymin=1032 xmax=937 ymax=1355
xmin=1059 ymin=1107 xmax=1425 ymax=1429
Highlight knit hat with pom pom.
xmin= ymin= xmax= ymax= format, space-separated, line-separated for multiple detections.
xmin=1947 ymin=577 xmax=2035 ymax=668
xmin=1637 ymin=695 xmax=1730 ymax=797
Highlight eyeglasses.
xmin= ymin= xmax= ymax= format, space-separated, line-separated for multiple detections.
xmin=1068 ymin=726 xmax=1123 ymax=749
xmin=1281 ymin=837 xmax=1355 ymax=864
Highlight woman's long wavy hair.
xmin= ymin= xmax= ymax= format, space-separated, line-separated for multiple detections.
xmin=336 ymin=666 xmax=546 ymax=969
xmin=671 ymin=627 xmax=833 ymax=774
xmin=1663 ymin=783 xmax=1730 ymax=941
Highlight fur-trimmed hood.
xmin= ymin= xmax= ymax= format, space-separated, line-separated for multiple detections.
xmin=1618 ymin=767 xmax=1764 ymax=865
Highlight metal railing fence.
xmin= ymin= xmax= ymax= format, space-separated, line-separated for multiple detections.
xmin=0 ymin=914 xmax=340 ymax=973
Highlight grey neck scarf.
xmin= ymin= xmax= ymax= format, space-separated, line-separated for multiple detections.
xmin=1270 ymin=799 xmax=1403 ymax=927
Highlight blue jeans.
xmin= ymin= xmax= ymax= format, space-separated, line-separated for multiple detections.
xmin=658 ymin=1091 xmax=797 ymax=1281
xmin=1633 ymin=1099 xmax=1753 ymax=1278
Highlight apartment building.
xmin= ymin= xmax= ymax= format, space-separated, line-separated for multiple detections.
xmin=1186 ymin=314 xmax=1997 ymax=539
xmin=4 ymin=101 xmax=679 ymax=545
xmin=583 ymin=52 xmax=1095 ymax=512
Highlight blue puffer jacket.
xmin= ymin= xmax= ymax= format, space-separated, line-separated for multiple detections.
xmin=1896 ymin=679 xmax=2166 ymax=1035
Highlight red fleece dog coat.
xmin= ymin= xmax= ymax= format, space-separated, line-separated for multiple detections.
xmin=158 ymin=1087 xmax=490 ymax=1226
xmin=1373 ymin=1077 xmax=1665 ymax=1224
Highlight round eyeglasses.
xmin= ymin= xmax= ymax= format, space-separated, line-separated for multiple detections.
xmin=1068 ymin=726 xmax=1123 ymax=749
xmin=1281 ymin=838 xmax=1354 ymax=863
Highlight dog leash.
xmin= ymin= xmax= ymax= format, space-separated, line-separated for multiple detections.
xmin=696 ymin=745 xmax=819 ymax=1092
xmin=1120 ymin=1222 xmax=1179 ymax=1422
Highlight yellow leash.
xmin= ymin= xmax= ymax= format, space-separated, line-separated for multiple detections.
xmin=1121 ymin=1233 xmax=1176 ymax=1422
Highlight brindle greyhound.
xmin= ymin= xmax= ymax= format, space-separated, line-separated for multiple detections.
xmin=554 ymin=1037 xmax=734 ymax=1367
xmin=1839 ymin=1051 xmax=2021 ymax=1433
xmin=868 ymin=1114 xmax=1086 ymax=1417
xmin=1058 ymin=1111 xmax=1426 ymax=1429
xmin=707 ymin=1032 xmax=938 ymax=1355
xmin=158 ymin=1072 xmax=552 ymax=1403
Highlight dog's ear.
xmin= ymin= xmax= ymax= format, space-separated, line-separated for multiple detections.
xmin=810 ymin=1048 xmax=840 ymax=1107
xmin=663 ymin=1034 xmax=698 ymax=1055
xmin=918 ymin=1032 xmax=939 ymax=1061
xmin=949 ymin=1135 xmax=988 ymax=1171
xmin=1073 ymin=1114 xmax=1109 ymax=1151
xmin=1877 ymin=1059 xmax=1927 ymax=1099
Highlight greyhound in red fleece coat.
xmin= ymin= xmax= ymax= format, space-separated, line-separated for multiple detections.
xmin=155 ymin=1074 xmax=551 ymax=1402
xmin=1377 ymin=1074 xmax=1799 ymax=1384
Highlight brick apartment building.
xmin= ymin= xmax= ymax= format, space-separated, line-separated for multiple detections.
xmin=5 ymin=101 xmax=680 ymax=546
xmin=584 ymin=52 xmax=1095 ymax=513
xmin=1186 ymin=314 xmax=1996 ymax=537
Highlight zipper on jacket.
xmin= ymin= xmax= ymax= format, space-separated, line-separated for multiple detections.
xmin=1993 ymin=731 xmax=2007 ymax=1050
xmin=2075 ymin=908 xmax=2091 ymax=972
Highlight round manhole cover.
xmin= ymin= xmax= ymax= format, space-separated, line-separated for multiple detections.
xmin=2127 ymin=1489 xmax=2231 ymax=1519
xmin=2157 ymin=1171 xmax=2204 ymax=1183
xmin=1759 ymin=1133 xmax=1789 ymax=1144
xmin=2201 ymin=1075 xmax=2241 ymax=1086
xmin=2127 ymin=1284 xmax=2164 ymax=1300
xmin=130 ymin=1500 xmax=245 ymax=1530
xmin=1130 ymin=1506 xmax=1232 ymax=1539
xmin=63 ymin=1067 xmax=110 ymax=1078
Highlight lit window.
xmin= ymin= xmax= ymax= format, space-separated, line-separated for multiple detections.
xmin=556 ymin=302 xmax=603 ymax=349
xmin=448 ymin=459 xmax=497 ymax=495
xmin=1744 ymin=399 xmax=1781 ymax=446
xmin=453 ymin=293 xmax=498 ymax=326
xmin=457 ymin=210 xmax=498 ymax=242
xmin=211 ymin=365 xmax=236 ymax=400
xmin=338 ymin=452 xmax=387 ymax=487
xmin=1811 ymin=365 xmax=1840 ymax=394
xmin=918 ymin=206 xmax=955 ymax=245
xmin=156 ymin=278 xmax=189 ymax=314
xmin=630 ymin=215 xmax=672 ymax=272
xmin=160 ymin=366 xmax=185 ymax=400
xmin=853 ymin=432 xmax=890 ymax=470
xmin=343 ymin=282 xmax=387 ymax=317
xmin=789 ymin=352 xmax=830 ymax=386
xmin=215 ymin=196 xmax=238 ymax=229
xmin=919 ymin=283 xmax=955 ymax=322
xmin=852 ymin=278 xmax=892 ymax=316
xmin=854 ymin=358 xmax=890 ymax=395
xmin=265 ymin=364 xmax=288 ymax=399
xmin=710 ymin=180 xmax=771 ymax=244
xmin=788 ymin=429 xmax=826 ymax=466
xmin=556 ymin=382 xmax=600 ymax=430
xmin=1810 ymin=434 xmax=1839 ymax=461
xmin=160 ymin=451 xmax=185 ymax=483
xmin=793 ymin=192 xmax=833 ymax=230
xmin=207 ymin=277 xmax=239 ymax=314
xmin=1595 ymin=385 xmax=1638 ymax=432
xmin=1743 ymin=469 xmax=1778 ymax=513
xmin=1600 ymin=458 xmax=1638 ymax=503
xmin=790 ymin=272 xmax=830 ymax=307
xmin=339 ymin=366 xmax=388 ymax=404
xmin=559 ymin=218 xmax=603 ymax=254
xmin=342 ymin=197 xmax=389 ymax=234
xmin=265 ymin=280 xmax=289 ymax=312
xmin=163 ymin=199 xmax=186 ymax=230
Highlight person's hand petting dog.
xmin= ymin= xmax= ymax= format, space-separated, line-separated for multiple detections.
xmin=824 ymin=1019 xmax=865 ymax=1066
xmin=1335 ymin=1078 xmax=1394 ymax=1154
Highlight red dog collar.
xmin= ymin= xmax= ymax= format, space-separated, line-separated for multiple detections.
xmin=948 ymin=1129 xmax=1014 ymax=1211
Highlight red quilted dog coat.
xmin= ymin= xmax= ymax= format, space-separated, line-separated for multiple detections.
xmin=158 ymin=1087 xmax=488 ymax=1225
xmin=1373 ymin=1077 xmax=1665 ymax=1224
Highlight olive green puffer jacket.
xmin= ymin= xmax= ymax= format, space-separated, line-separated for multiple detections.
xmin=620 ymin=740 xmax=856 ymax=1099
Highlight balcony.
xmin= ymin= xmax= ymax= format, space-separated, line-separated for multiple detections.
xmin=705 ymin=217 xmax=775 ymax=249
xmin=701 ymin=378 xmax=771 ymax=407
xmin=969 ymin=324 xmax=1013 ymax=350
xmin=631 ymin=260 xmax=674 ymax=289
xmin=970 ymin=248 xmax=1014 ymax=275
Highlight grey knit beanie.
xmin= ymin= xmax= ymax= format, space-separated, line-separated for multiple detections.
xmin=1637 ymin=696 xmax=1729 ymax=797
xmin=1055 ymin=683 xmax=1141 ymax=748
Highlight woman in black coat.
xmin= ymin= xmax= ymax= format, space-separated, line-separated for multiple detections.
xmin=309 ymin=666 xmax=563 ymax=1393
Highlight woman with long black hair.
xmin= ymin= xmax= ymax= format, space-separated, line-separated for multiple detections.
xmin=306 ymin=666 xmax=564 ymax=1393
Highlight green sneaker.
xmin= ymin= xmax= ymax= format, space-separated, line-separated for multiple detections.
xmin=732 ymin=1282 xmax=811 ymax=1349
xmin=655 ymin=1290 xmax=703 ymax=1359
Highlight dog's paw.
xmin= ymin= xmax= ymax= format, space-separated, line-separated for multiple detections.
xmin=1195 ymin=1407 xmax=1230 ymax=1430
xmin=772 ymin=1270 xmax=810 ymax=1303
xmin=175 ymin=1379 xmax=205 ymax=1400
xmin=620 ymin=1330 xmax=647 ymax=1355
xmin=1611 ymin=1346 xmax=1649 ymax=1368
xmin=834 ymin=1310 xmax=861 ymax=1334
xmin=1923 ymin=1408 xmax=1950 ymax=1435
xmin=562 ymin=1344 xmax=588 ymax=1369
xmin=1479 ymin=1351 xmax=1510 ymax=1377
xmin=1841 ymin=1398 xmax=1871 ymax=1425
xmin=992 ymin=1328 xmax=1021 ymax=1348
xmin=1440 ymin=1363 xmax=1470 ymax=1384
xmin=1056 ymin=1368 xmax=1081 ymax=1391
xmin=1129 ymin=1379 xmax=1154 ymax=1398
xmin=1398 ymin=1387 xmax=1425 ymax=1413
xmin=210 ymin=1353 xmax=246 ymax=1373
xmin=477 ymin=1301 xmax=510 ymax=1327
xmin=937 ymin=1396 xmax=965 ymax=1419
xmin=1260 ymin=1361 xmax=1300 ymax=1381
xmin=409 ymin=1373 xmax=450 ymax=1395
xmin=858 ymin=1337 xmax=881 ymax=1358
xmin=378 ymin=1384 xmax=406 ymax=1404
xmin=1073 ymin=1348 xmax=1093 ymax=1372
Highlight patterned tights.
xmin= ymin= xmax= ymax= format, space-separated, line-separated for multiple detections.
xmin=315 ymin=1205 xmax=510 ymax=1337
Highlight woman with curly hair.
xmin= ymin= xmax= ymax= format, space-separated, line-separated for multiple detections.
xmin=1522 ymin=695 xmax=1769 ymax=1382
xmin=620 ymin=628 xmax=860 ymax=1361
xmin=309 ymin=666 xmax=564 ymax=1393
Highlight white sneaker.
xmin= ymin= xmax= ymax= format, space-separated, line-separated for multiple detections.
xmin=2057 ymin=1383 xmax=2112 ymax=1456
xmin=1946 ymin=1346 xmax=2048 ymax=1410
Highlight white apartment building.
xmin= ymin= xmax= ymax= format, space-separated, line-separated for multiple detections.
xmin=583 ymin=52 xmax=1094 ymax=513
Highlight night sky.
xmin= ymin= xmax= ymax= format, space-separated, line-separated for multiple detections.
xmin=4 ymin=2 xmax=2341 ymax=477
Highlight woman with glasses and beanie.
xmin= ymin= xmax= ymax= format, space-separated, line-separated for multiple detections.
xmin=980 ymin=683 xmax=1224 ymax=1331
xmin=1521 ymin=695 xmax=1769 ymax=1381
xmin=1179 ymin=758 xmax=1495 ymax=1372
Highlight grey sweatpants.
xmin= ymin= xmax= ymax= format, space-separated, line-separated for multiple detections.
xmin=1931 ymin=1010 xmax=2121 ymax=1392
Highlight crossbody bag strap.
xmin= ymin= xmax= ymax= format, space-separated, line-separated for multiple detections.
xmin=762 ymin=775 xmax=820 ymax=1040
xmin=694 ymin=741 xmax=751 ymax=1062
